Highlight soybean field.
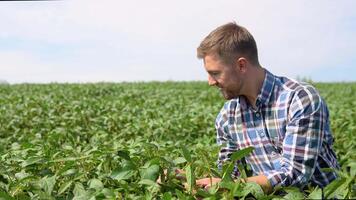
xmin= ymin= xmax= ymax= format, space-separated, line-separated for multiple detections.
xmin=0 ymin=82 xmax=355 ymax=199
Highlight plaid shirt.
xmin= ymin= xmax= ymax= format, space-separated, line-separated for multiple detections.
xmin=216 ymin=69 xmax=339 ymax=188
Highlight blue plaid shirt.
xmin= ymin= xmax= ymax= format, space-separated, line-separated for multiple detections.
xmin=216 ymin=69 xmax=339 ymax=188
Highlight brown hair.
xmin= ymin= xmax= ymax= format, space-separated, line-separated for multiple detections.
xmin=197 ymin=22 xmax=259 ymax=65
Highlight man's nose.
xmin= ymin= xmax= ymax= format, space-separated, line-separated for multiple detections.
xmin=208 ymin=75 xmax=217 ymax=86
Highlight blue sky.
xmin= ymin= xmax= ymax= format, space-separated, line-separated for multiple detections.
xmin=0 ymin=0 xmax=355 ymax=83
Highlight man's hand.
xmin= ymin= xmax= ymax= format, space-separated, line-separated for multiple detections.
xmin=196 ymin=177 xmax=221 ymax=190
xmin=195 ymin=175 xmax=272 ymax=193
xmin=157 ymin=168 xmax=186 ymax=184
xmin=158 ymin=169 xmax=272 ymax=194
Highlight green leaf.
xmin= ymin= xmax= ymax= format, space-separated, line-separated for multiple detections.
xmin=110 ymin=169 xmax=134 ymax=181
xmin=324 ymin=177 xmax=346 ymax=198
xmin=185 ymin=164 xmax=195 ymax=193
xmin=138 ymin=179 xmax=159 ymax=187
xmin=21 ymin=157 xmax=43 ymax=167
xmin=140 ymin=164 xmax=160 ymax=181
xmin=347 ymin=162 xmax=356 ymax=177
xmin=0 ymin=191 xmax=15 ymax=200
xmin=162 ymin=192 xmax=173 ymax=200
xmin=218 ymin=180 xmax=236 ymax=190
xmin=241 ymin=182 xmax=265 ymax=199
xmin=117 ymin=150 xmax=131 ymax=161
xmin=237 ymin=163 xmax=247 ymax=179
xmin=14 ymin=171 xmax=30 ymax=180
xmin=58 ymin=180 xmax=73 ymax=195
xmin=308 ymin=186 xmax=322 ymax=199
xmin=173 ymin=157 xmax=187 ymax=165
xmin=230 ymin=147 xmax=254 ymax=161
xmin=121 ymin=160 xmax=137 ymax=170
xmin=88 ymin=178 xmax=104 ymax=191
xmin=328 ymin=177 xmax=353 ymax=199
xmin=73 ymin=182 xmax=89 ymax=200
xmin=221 ymin=162 xmax=234 ymax=182
xmin=210 ymin=168 xmax=222 ymax=178
xmin=175 ymin=189 xmax=187 ymax=200
xmin=101 ymin=188 xmax=115 ymax=198
xmin=283 ymin=187 xmax=305 ymax=200
xmin=40 ymin=175 xmax=56 ymax=196
xmin=61 ymin=168 xmax=78 ymax=176
xmin=181 ymin=146 xmax=192 ymax=163
xmin=50 ymin=155 xmax=91 ymax=163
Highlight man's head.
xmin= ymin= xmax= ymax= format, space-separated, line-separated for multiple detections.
xmin=197 ymin=22 xmax=261 ymax=100
xmin=197 ymin=22 xmax=259 ymax=66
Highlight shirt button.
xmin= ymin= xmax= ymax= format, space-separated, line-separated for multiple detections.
xmin=255 ymin=112 xmax=260 ymax=117
xmin=258 ymin=130 xmax=265 ymax=137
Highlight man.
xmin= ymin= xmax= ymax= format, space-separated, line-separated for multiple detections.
xmin=195 ymin=22 xmax=339 ymax=193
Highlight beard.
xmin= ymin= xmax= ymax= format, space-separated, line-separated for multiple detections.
xmin=219 ymin=88 xmax=238 ymax=100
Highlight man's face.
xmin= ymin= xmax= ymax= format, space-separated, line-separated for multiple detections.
xmin=204 ymin=55 xmax=243 ymax=100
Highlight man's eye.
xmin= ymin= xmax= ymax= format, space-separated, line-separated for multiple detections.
xmin=212 ymin=73 xmax=221 ymax=78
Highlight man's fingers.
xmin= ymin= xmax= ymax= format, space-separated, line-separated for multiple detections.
xmin=204 ymin=184 xmax=212 ymax=191
xmin=196 ymin=178 xmax=209 ymax=187
xmin=157 ymin=168 xmax=187 ymax=183
xmin=174 ymin=168 xmax=186 ymax=181
xmin=196 ymin=177 xmax=221 ymax=188
xmin=175 ymin=169 xmax=185 ymax=174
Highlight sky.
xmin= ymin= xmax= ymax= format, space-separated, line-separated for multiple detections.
xmin=0 ymin=0 xmax=355 ymax=83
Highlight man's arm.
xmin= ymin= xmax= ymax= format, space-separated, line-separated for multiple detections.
xmin=196 ymin=174 xmax=272 ymax=193
xmin=264 ymin=87 xmax=326 ymax=188
xmin=215 ymin=101 xmax=241 ymax=178
xmin=197 ymin=87 xmax=327 ymax=192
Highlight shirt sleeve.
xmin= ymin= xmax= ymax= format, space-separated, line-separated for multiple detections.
xmin=264 ymin=87 xmax=327 ymax=188
xmin=216 ymin=102 xmax=241 ymax=178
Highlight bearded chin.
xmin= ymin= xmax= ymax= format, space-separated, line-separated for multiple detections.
xmin=221 ymin=90 xmax=232 ymax=100
xmin=221 ymin=90 xmax=238 ymax=100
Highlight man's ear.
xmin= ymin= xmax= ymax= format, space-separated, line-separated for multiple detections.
xmin=236 ymin=57 xmax=248 ymax=73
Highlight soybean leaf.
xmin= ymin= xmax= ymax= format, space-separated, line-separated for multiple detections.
xmin=61 ymin=169 xmax=78 ymax=177
xmin=162 ymin=192 xmax=173 ymax=200
xmin=101 ymin=188 xmax=115 ymax=198
xmin=185 ymin=164 xmax=195 ymax=193
xmin=221 ymin=163 xmax=234 ymax=182
xmin=138 ymin=179 xmax=159 ymax=187
xmin=328 ymin=177 xmax=353 ymax=199
xmin=173 ymin=157 xmax=187 ymax=165
xmin=237 ymin=163 xmax=247 ymax=179
xmin=230 ymin=147 xmax=254 ymax=162
xmin=195 ymin=189 xmax=210 ymax=198
xmin=283 ymin=187 xmax=305 ymax=200
xmin=140 ymin=164 xmax=160 ymax=181
xmin=347 ymin=161 xmax=356 ymax=177
xmin=117 ymin=150 xmax=131 ymax=161
xmin=175 ymin=189 xmax=187 ymax=200
xmin=0 ymin=191 xmax=15 ymax=200
xmin=58 ymin=180 xmax=73 ymax=195
xmin=40 ymin=175 xmax=56 ymax=196
xmin=21 ymin=157 xmax=43 ymax=167
xmin=73 ymin=182 xmax=89 ymax=200
xmin=308 ymin=186 xmax=322 ymax=199
xmin=324 ymin=177 xmax=346 ymax=198
xmin=110 ymin=169 xmax=134 ymax=181
xmin=88 ymin=178 xmax=104 ymax=191
xmin=210 ymin=168 xmax=222 ymax=178
xmin=241 ymin=182 xmax=265 ymax=199
xmin=181 ymin=147 xmax=192 ymax=163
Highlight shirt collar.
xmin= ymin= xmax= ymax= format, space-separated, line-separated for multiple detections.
xmin=255 ymin=69 xmax=275 ymax=107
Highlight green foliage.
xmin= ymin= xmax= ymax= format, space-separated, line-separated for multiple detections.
xmin=0 ymin=82 xmax=355 ymax=199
